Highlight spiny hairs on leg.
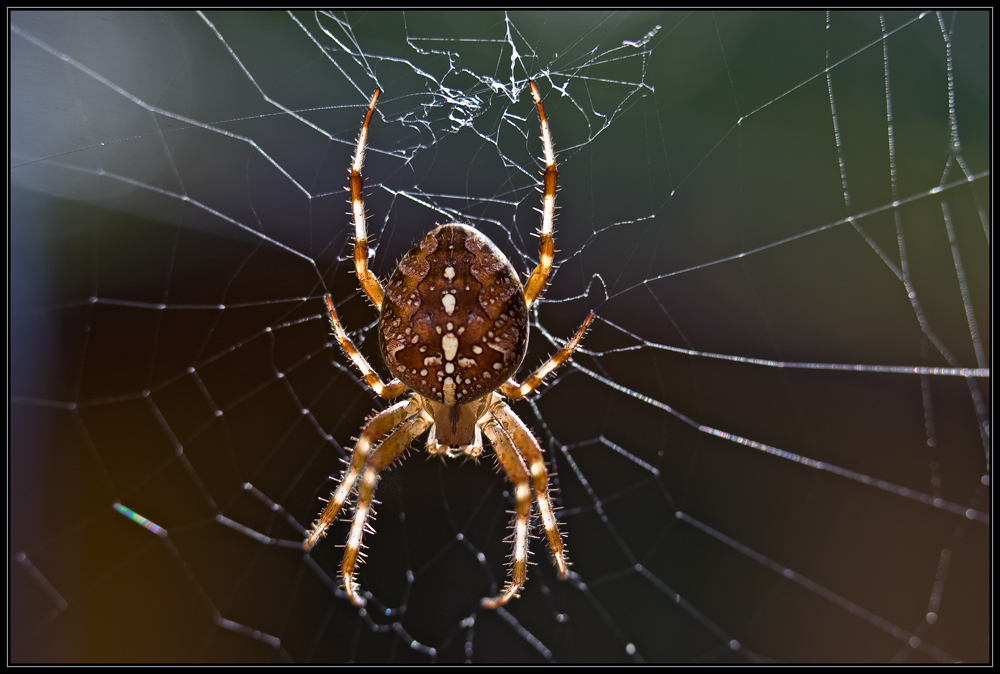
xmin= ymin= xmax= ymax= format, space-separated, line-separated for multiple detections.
xmin=501 ymin=312 xmax=593 ymax=400
xmin=338 ymin=410 xmax=432 ymax=606
xmin=323 ymin=296 xmax=407 ymax=399
xmin=488 ymin=398 xmax=568 ymax=578
xmin=479 ymin=410 xmax=535 ymax=608
xmin=349 ymin=89 xmax=385 ymax=309
xmin=524 ymin=80 xmax=558 ymax=308
xmin=303 ymin=398 xmax=420 ymax=551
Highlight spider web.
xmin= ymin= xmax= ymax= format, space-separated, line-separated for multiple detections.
xmin=10 ymin=10 xmax=990 ymax=663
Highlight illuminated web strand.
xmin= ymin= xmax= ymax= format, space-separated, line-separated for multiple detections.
xmin=495 ymin=607 xmax=554 ymax=662
xmin=742 ymin=12 xmax=930 ymax=122
xmin=940 ymin=201 xmax=987 ymax=370
xmin=574 ymin=364 xmax=988 ymax=524
xmin=878 ymin=15 xmax=963 ymax=377
xmin=825 ymin=11 xmax=851 ymax=213
xmin=15 ymin=553 xmax=68 ymax=616
xmin=115 ymin=494 xmax=331 ymax=653
xmin=113 ymin=503 xmax=167 ymax=536
xmin=33 ymin=507 xmax=290 ymax=657
xmin=197 ymin=11 xmax=333 ymax=142
xmin=824 ymin=12 xmax=907 ymax=283
xmin=50 ymin=161 xmax=319 ymax=270
xmin=935 ymin=12 xmax=990 ymax=240
xmin=597 ymin=437 xmax=660 ymax=476
xmin=563 ymin=574 xmax=647 ymax=662
xmin=558 ymin=441 xmax=639 ymax=563
xmin=300 ymin=555 xmax=438 ymax=658
xmin=934 ymin=12 xmax=975 ymax=184
xmin=216 ymin=514 xmax=301 ymax=549
xmin=633 ymin=563 xmax=760 ymax=662
xmin=9 ymin=22 xmax=328 ymax=300
xmin=616 ymin=170 xmax=989 ymax=302
xmin=647 ymin=12 xmax=930 ymax=207
xmin=216 ymin=618 xmax=282 ymax=651
xmin=922 ymin=548 xmax=951 ymax=628
xmin=87 ymin=296 xmax=317 ymax=312
xmin=878 ymin=15 xmax=991 ymax=468
xmin=20 ymin=310 xmax=332 ymax=418
xmin=597 ymin=315 xmax=988 ymax=378
xmin=554 ymin=422 xmax=762 ymax=663
xmin=10 ymin=396 xmax=75 ymax=410
xmin=877 ymin=13 xmax=962 ymax=392
xmin=295 ymin=12 xmax=379 ymax=100
xmin=9 ymin=24 xmax=315 ymax=201
xmin=676 ymin=513 xmax=957 ymax=662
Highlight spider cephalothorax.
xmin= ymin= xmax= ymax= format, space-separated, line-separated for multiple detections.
xmin=304 ymin=81 xmax=592 ymax=609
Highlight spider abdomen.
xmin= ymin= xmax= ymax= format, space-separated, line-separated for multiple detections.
xmin=380 ymin=224 xmax=528 ymax=405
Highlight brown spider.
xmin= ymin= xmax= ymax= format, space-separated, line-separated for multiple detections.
xmin=304 ymin=81 xmax=592 ymax=609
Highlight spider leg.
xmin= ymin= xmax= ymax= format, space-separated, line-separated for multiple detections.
xmin=479 ymin=408 xmax=534 ymax=609
xmin=488 ymin=396 xmax=568 ymax=578
xmin=325 ymin=295 xmax=408 ymax=398
xmin=501 ymin=312 xmax=593 ymax=400
xmin=350 ymin=88 xmax=385 ymax=309
xmin=341 ymin=409 xmax=433 ymax=607
xmin=523 ymin=80 xmax=557 ymax=308
xmin=303 ymin=396 xmax=421 ymax=551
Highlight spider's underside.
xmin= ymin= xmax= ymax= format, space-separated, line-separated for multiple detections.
xmin=304 ymin=81 xmax=592 ymax=609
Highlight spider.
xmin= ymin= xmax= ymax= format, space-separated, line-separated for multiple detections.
xmin=304 ymin=81 xmax=592 ymax=609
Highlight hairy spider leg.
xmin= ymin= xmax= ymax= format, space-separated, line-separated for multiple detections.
xmin=303 ymin=397 xmax=421 ymax=551
xmin=341 ymin=410 xmax=433 ymax=607
xmin=501 ymin=311 xmax=594 ymax=400
xmin=523 ymin=80 xmax=558 ymax=308
xmin=479 ymin=408 xmax=535 ymax=608
xmin=324 ymin=295 xmax=407 ymax=398
xmin=350 ymin=88 xmax=385 ymax=309
xmin=489 ymin=397 xmax=568 ymax=578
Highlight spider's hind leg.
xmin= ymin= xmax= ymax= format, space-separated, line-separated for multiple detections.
xmin=489 ymin=397 xmax=568 ymax=578
xmin=341 ymin=409 xmax=433 ymax=606
xmin=303 ymin=397 xmax=420 ymax=551
xmin=478 ymin=408 xmax=535 ymax=608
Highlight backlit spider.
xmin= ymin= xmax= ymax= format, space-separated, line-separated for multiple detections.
xmin=304 ymin=81 xmax=592 ymax=609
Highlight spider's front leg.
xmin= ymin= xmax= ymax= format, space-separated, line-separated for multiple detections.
xmin=524 ymin=80 xmax=558 ymax=308
xmin=303 ymin=396 xmax=421 ymax=551
xmin=324 ymin=295 xmax=408 ymax=398
xmin=350 ymin=88 xmax=386 ymax=309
